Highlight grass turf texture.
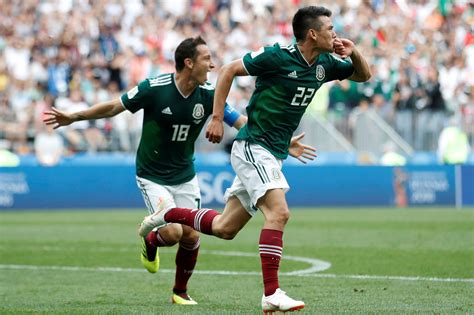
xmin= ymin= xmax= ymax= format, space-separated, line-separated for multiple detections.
xmin=1 ymin=208 xmax=473 ymax=314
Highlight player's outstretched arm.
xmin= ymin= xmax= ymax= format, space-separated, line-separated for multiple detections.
xmin=206 ymin=59 xmax=248 ymax=143
xmin=43 ymin=99 xmax=125 ymax=129
xmin=289 ymin=132 xmax=317 ymax=164
xmin=334 ymin=38 xmax=371 ymax=82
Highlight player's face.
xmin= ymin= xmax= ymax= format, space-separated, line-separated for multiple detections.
xmin=191 ymin=44 xmax=215 ymax=85
xmin=313 ymin=16 xmax=336 ymax=52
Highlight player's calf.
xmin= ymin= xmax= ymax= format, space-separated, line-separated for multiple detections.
xmin=139 ymin=198 xmax=220 ymax=237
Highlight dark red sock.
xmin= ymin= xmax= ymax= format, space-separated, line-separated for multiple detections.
xmin=259 ymin=229 xmax=283 ymax=296
xmin=164 ymin=208 xmax=219 ymax=235
xmin=144 ymin=230 xmax=173 ymax=261
xmin=145 ymin=229 xmax=173 ymax=247
xmin=173 ymin=239 xmax=200 ymax=293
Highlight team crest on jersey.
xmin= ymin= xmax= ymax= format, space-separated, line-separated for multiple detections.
xmin=316 ymin=65 xmax=325 ymax=81
xmin=192 ymin=103 xmax=205 ymax=120
xmin=271 ymin=168 xmax=281 ymax=181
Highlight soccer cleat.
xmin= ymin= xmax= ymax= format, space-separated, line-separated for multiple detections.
xmin=138 ymin=198 xmax=174 ymax=237
xmin=171 ymin=293 xmax=198 ymax=305
xmin=140 ymin=236 xmax=159 ymax=273
xmin=261 ymin=288 xmax=305 ymax=313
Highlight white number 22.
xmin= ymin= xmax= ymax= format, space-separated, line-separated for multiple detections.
xmin=290 ymin=87 xmax=316 ymax=106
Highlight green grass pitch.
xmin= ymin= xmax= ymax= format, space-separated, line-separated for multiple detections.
xmin=1 ymin=208 xmax=473 ymax=314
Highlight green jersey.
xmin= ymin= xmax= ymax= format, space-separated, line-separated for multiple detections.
xmin=121 ymin=73 xmax=215 ymax=185
xmin=237 ymin=43 xmax=354 ymax=159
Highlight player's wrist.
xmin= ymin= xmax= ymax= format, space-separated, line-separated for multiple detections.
xmin=71 ymin=112 xmax=87 ymax=122
xmin=211 ymin=114 xmax=224 ymax=122
xmin=70 ymin=113 xmax=79 ymax=122
xmin=349 ymin=46 xmax=358 ymax=58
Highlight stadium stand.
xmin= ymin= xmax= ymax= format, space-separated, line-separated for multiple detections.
xmin=0 ymin=0 xmax=472 ymax=164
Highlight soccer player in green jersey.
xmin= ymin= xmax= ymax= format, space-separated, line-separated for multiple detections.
xmin=139 ymin=6 xmax=371 ymax=312
xmin=45 ymin=36 xmax=316 ymax=306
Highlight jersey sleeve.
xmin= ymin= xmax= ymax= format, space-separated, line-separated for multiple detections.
xmin=326 ymin=54 xmax=354 ymax=82
xmin=120 ymin=79 xmax=152 ymax=113
xmin=242 ymin=44 xmax=281 ymax=76
xmin=223 ymin=104 xmax=241 ymax=127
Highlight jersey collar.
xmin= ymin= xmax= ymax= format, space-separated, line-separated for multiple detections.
xmin=295 ymin=44 xmax=316 ymax=67
xmin=173 ymin=73 xmax=197 ymax=99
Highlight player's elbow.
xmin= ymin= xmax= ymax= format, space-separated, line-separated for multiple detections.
xmin=355 ymin=70 xmax=372 ymax=82
xmin=220 ymin=59 xmax=246 ymax=78
xmin=363 ymin=70 xmax=372 ymax=82
xmin=219 ymin=64 xmax=235 ymax=80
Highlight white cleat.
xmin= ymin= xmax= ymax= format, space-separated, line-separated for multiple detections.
xmin=138 ymin=198 xmax=174 ymax=237
xmin=261 ymin=288 xmax=305 ymax=314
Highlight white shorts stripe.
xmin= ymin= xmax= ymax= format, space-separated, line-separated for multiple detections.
xmin=136 ymin=178 xmax=154 ymax=214
xmin=244 ymin=142 xmax=269 ymax=184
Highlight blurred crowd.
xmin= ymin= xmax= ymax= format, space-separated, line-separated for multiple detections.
xmin=0 ymin=0 xmax=473 ymax=161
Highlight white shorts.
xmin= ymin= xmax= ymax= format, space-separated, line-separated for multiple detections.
xmin=224 ymin=140 xmax=289 ymax=216
xmin=136 ymin=175 xmax=201 ymax=215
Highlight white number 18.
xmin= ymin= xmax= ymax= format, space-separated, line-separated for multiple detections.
xmin=172 ymin=124 xmax=190 ymax=141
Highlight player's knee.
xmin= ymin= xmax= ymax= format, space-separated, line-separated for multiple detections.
xmin=160 ymin=225 xmax=183 ymax=245
xmin=213 ymin=224 xmax=239 ymax=240
xmin=219 ymin=231 xmax=238 ymax=240
xmin=181 ymin=228 xmax=200 ymax=244
xmin=268 ymin=206 xmax=290 ymax=225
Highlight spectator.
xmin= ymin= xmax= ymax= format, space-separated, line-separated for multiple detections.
xmin=0 ymin=142 xmax=20 ymax=167
xmin=392 ymin=71 xmax=418 ymax=145
xmin=437 ymin=116 xmax=470 ymax=164
xmin=415 ymin=66 xmax=447 ymax=150
xmin=34 ymin=125 xmax=64 ymax=167
xmin=380 ymin=142 xmax=407 ymax=166
xmin=0 ymin=0 xmax=472 ymax=156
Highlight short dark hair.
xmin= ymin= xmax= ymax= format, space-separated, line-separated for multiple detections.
xmin=292 ymin=6 xmax=332 ymax=42
xmin=175 ymin=36 xmax=207 ymax=71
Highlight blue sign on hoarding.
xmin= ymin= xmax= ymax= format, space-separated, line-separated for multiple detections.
xmin=0 ymin=163 xmax=467 ymax=210
xmin=0 ymin=166 xmax=143 ymax=209
xmin=461 ymin=165 xmax=474 ymax=206
xmin=402 ymin=166 xmax=455 ymax=206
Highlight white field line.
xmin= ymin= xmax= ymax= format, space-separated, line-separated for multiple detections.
xmin=200 ymin=250 xmax=332 ymax=274
xmin=0 ymin=247 xmax=331 ymax=274
xmin=1 ymin=249 xmax=472 ymax=283
xmin=1 ymin=264 xmax=473 ymax=283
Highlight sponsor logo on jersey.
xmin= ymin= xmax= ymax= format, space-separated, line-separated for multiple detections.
xmin=288 ymin=71 xmax=298 ymax=79
xmin=127 ymin=86 xmax=139 ymax=99
xmin=192 ymin=103 xmax=205 ymax=120
xmin=316 ymin=65 xmax=325 ymax=81
xmin=162 ymin=107 xmax=173 ymax=115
